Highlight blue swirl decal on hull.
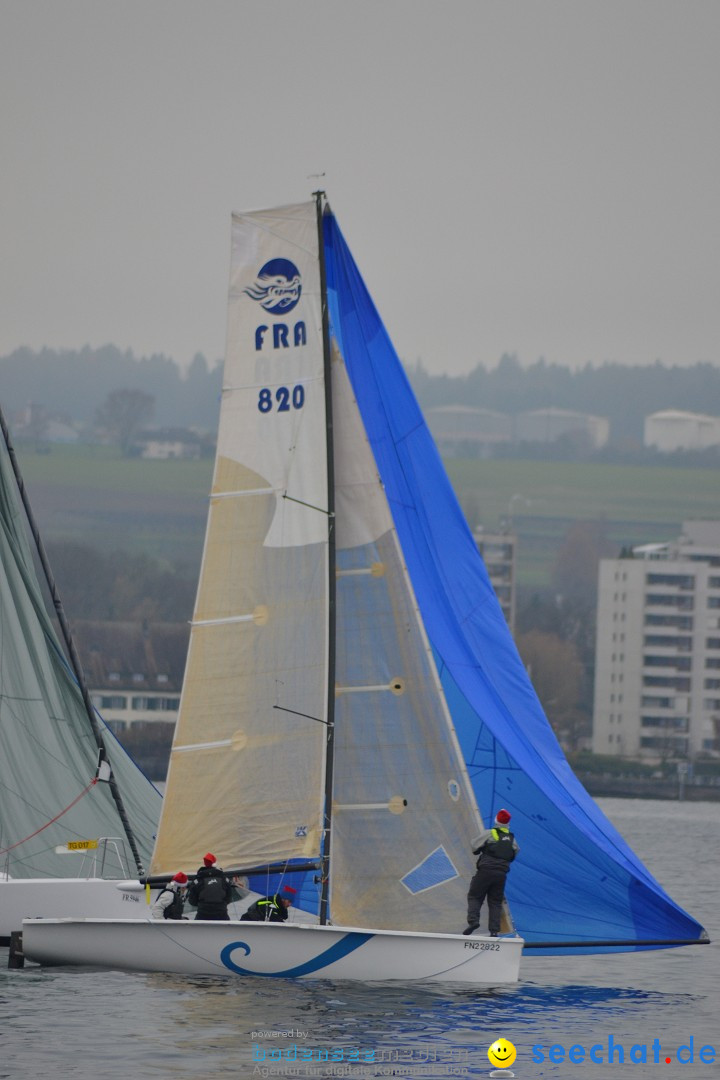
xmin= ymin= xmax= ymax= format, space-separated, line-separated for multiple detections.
xmin=220 ymin=931 xmax=374 ymax=978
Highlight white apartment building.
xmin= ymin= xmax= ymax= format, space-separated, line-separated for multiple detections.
xmin=72 ymin=620 xmax=189 ymax=734
xmin=474 ymin=527 xmax=516 ymax=632
xmin=593 ymin=521 xmax=720 ymax=761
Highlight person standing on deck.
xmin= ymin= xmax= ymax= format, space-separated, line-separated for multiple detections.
xmin=187 ymin=853 xmax=236 ymax=921
xmin=463 ymin=809 xmax=518 ymax=936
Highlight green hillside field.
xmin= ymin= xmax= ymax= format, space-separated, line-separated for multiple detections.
xmin=447 ymin=458 xmax=720 ymax=586
xmin=15 ymin=443 xmax=720 ymax=588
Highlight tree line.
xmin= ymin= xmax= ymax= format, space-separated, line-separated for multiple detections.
xmin=45 ymin=540 xmax=196 ymax=623
xmin=2 ymin=345 xmax=719 ymax=447
xmin=409 ymin=353 xmax=720 ymax=444
xmin=0 ymin=345 xmax=222 ymax=431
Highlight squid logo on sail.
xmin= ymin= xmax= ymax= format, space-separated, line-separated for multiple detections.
xmin=245 ymin=259 xmax=302 ymax=314
xmin=244 ymin=258 xmax=307 ymax=352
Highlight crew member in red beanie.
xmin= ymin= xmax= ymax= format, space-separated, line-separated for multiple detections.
xmin=463 ymin=810 xmax=519 ymax=937
xmin=187 ymin=853 xmax=236 ymax=920
xmin=151 ymin=871 xmax=189 ymax=921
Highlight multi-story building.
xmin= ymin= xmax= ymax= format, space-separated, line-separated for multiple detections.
xmin=593 ymin=521 xmax=720 ymax=760
xmin=474 ymin=527 xmax=516 ymax=632
xmin=72 ymin=620 xmax=189 ymax=734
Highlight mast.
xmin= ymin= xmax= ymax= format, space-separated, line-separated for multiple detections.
xmin=315 ymin=189 xmax=337 ymax=925
xmin=0 ymin=406 xmax=145 ymax=877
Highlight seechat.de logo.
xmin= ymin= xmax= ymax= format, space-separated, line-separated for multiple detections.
xmin=244 ymin=258 xmax=302 ymax=315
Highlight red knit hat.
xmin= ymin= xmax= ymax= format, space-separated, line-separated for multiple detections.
xmin=172 ymin=872 xmax=188 ymax=884
xmin=495 ymin=809 xmax=511 ymax=825
xmin=203 ymin=853 xmax=216 ymax=865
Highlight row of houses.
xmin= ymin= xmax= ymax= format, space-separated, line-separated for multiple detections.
xmin=426 ymin=406 xmax=720 ymax=455
xmin=426 ymin=406 xmax=609 ymax=455
xmin=11 ymin=403 xmax=211 ymax=459
xmin=15 ymin=403 xmax=720 ymax=458
xmin=75 ymin=620 xmax=188 ymax=732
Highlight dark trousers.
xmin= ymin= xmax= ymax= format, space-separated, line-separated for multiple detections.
xmin=467 ymin=866 xmax=507 ymax=934
xmin=196 ymin=910 xmax=230 ymax=921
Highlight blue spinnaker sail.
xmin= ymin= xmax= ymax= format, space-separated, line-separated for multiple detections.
xmin=323 ymin=210 xmax=705 ymax=953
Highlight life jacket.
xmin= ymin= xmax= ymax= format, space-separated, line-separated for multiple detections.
xmin=197 ymin=872 xmax=228 ymax=905
xmin=158 ymin=886 xmax=185 ymax=920
xmin=478 ymin=827 xmax=516 ymax=865
xmin=245 ymin=895 xmax=283 ymax=921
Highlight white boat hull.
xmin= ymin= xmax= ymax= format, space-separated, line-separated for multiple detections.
xmin=0 ymin=880 xmax=290 ymax=943
xmin=22 ymin=917 xmax=523 ymax=984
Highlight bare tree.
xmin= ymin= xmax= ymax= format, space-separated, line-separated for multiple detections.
xmin=516 ymin=628 xmax=589 ymax=750
xmin=95 ymin=388 xmax=154 ymax=456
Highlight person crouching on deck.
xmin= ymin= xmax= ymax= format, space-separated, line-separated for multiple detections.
xmin=241 ymin=886 xmax=296 ymax=922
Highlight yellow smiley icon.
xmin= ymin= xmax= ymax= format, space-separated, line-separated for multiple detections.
xmin=488 ymin=1039 xmax=517 ymax=1068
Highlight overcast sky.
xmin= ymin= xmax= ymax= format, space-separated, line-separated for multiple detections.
xmin=2 ymin=1 xmax=718 ymax=376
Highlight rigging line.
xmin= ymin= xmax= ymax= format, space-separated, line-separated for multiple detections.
xmin=0 ymin=778 xmax=98 ymax=855
xmin=0 ymin=693 xmax=96 ymax=776
xmin=0 ymin=775 xmax=88 ymax=822
xmin=273 ymin=705 xmax=330 ymax=727
xmin=273 ymin=857 xmax=294 ymax=901
xmin=147 ymin=921 xmax=236 ymax=971
xmin=281 ymin=492 xmax=332 ymax=516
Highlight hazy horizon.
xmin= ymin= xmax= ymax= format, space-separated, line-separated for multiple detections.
xmin=2 ymin=1 xmax=719 ymax=376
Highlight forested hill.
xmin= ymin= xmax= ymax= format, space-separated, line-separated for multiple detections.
xmin=0 ymin=345 xmax=223 ymax=431
xmin=409 ymin=354 xmax=720 ymax=444
xmin=1 ymin=346 xmax=719 ymax=444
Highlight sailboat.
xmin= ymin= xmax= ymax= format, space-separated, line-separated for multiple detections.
xmin=0 ymin=408 xmax=162 ymax=943
xmin=22 ymin=196 xmax=707 ymax=982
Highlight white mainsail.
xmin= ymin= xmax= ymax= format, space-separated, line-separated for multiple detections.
xmin=152 ymin=203 xmax=329 ymax=874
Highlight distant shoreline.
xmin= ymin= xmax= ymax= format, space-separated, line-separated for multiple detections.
xmin=578 ymin=774 xmax=720 ymax=802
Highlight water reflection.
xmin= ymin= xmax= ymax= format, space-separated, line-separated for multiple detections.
xmin=128 ymin=969 xmax=705 ymax=1074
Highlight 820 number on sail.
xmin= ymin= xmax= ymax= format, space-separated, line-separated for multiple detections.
xmin=258 ymin=386 xmax=305 ymax=413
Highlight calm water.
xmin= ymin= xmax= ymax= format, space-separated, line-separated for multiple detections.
xmin=1 ymin=799 xmax=718 ymax=1080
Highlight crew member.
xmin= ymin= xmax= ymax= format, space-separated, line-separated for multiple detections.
xmin=240 ymin=886 xmax=296 ymax=922
xmin=151 ymin=872 xmax=188 ymax=920
xmin=463 ymin=809 xmax=518 ymax=937
xmin=187 ymin=853 xmax=235 ymax=921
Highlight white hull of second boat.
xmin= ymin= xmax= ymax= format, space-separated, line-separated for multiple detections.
xmin=22 ymin=917 xmax=523 ymax=984
xmin=0 ymin=881 xmax=298 ymax=942
xmin=0 ymin=879 xmax=148 ymax=942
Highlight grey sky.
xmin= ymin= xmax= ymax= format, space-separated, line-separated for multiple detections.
xmin=2 ymin=1 xmax=718 ymax=376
